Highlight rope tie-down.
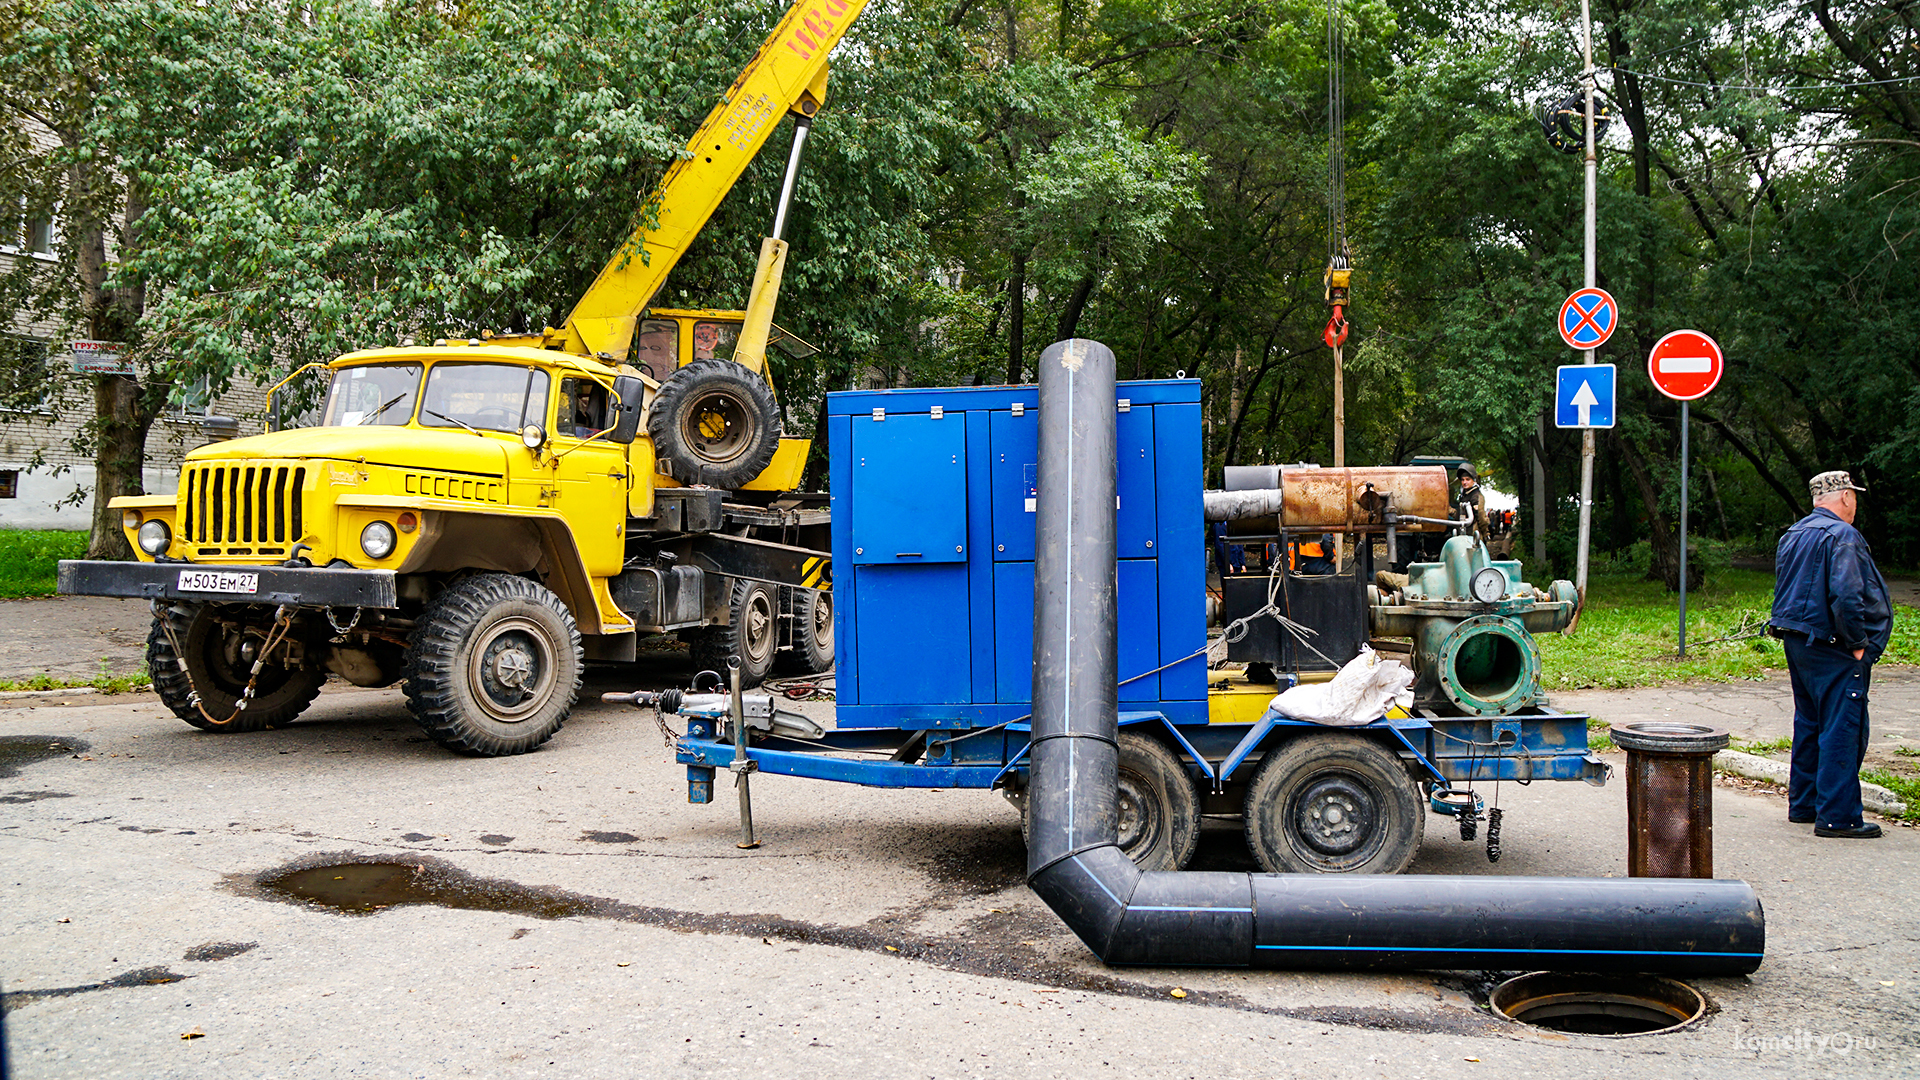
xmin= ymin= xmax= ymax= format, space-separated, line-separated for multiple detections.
xmin=1022 ymin=338 xmax=1764 ymax=974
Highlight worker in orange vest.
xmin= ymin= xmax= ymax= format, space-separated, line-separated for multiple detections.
xmin=1289 ymin=534 xmax=1335 ymax=575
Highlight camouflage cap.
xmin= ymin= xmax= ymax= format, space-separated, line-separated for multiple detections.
xmin=1809 ymin=470 xmax=1866 ymax=498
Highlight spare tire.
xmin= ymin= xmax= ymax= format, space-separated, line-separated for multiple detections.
xmin=647 ymin=359 xmax=781 ymax=489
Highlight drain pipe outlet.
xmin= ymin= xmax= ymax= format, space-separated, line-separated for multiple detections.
xmin=1023 ymin=338 xmax=1765 ymax=975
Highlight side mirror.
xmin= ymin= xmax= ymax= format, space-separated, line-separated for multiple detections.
xmin=607 ymin=374 xmax=645 ymax=444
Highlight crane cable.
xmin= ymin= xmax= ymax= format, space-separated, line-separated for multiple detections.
xmin=1323 ymin=0 xmax=1352 ymax=350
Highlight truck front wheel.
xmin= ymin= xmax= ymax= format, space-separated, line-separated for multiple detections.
xmin=147 ymin=603 xmax=325 ymax=732
xmin=1242 ymin=732 xmax=1424 ymax=874
xmin=402 ymin=574 xmax=582 ymax=757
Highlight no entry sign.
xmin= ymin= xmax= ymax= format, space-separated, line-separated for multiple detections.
xmin=1647 ymin=329 xmax=1723 ymax=401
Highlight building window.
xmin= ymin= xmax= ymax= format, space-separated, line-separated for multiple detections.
xmin=0 ymin=338 xmax=54 ymax=412
xmin=4 ymin=201 xmax=53 ymax=257
xmin=0 ymin=470 xmax=15 ymax=498
xmin=167 ymin=374 xmax=212 ymax=419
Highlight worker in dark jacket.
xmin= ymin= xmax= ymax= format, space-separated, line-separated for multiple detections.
xmin=1770 ymin=471 xmax=1893 ymax=838
xmin=1458 ymin=463 xmax=1489 ymax=542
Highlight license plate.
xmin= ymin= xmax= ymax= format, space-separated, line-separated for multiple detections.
xmin=177 ymin=569 xmax=259 ymax=594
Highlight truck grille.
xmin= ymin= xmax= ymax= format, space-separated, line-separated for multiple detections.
xmin=181 ymin=463 xmax=306 ymax=551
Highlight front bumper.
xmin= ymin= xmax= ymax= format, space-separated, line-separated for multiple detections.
xmin=57 ymin=560 xmax=398 ymax=608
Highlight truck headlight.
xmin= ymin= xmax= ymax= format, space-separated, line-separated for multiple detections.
xmin=121 ymin=509 xmax=141 ymax=530
xmin=360 ymin=520 xmax=397 ymax=560
xmin=136 ymin=520 xmax=171 ymax=555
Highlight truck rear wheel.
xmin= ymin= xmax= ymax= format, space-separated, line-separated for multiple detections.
xmin=1242 ymin=732 xmax=1423 ymax=874
xmin=402 ymin=574 xmax=582 ymax=756
xmin=147 ymin=603 xmax=325 ymax=732
xmin=774 ymin=587 xmax=834 ymax=674
xmin=687 ymin=579 xmax=777 ymax=689
xmin=647 ymin=359 xmax=781 ymax=489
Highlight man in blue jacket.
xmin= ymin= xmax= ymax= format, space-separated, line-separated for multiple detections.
xmin=1770 ymin=471 xmax=1893 ymax=838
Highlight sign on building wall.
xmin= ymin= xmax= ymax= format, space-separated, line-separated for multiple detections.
xmin=69 ymin=339 xmax=132 ymax=375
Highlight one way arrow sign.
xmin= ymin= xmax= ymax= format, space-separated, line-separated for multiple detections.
xmin=1555 ymin=364 xmax=1616 ymax=429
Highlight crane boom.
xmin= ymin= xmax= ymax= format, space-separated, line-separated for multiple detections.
xmin=555 ymin=0 xmax=871 ymax=360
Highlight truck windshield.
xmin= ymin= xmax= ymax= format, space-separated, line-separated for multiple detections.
xmin=420 ymin=363 xmax=552 ymax=434
xmin=323 ymin=363 xmax=422 ymax=426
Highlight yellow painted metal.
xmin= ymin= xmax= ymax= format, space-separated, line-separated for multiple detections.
xmin=557 ymin=0 xmax=870 ymax=361
xmin=731 ymin=237 xmax=790 ymax=377
xmin=1206 ymin=675 xmax=1277 ymax=726
xmin=739 ymin=437 xmax=811 ymax=491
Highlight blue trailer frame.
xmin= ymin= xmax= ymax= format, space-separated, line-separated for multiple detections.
xmin=669 ymin=378 xmax=1607 ymax=861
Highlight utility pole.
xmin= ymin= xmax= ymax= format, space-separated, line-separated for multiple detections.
xmin=1575 ymin=0 xmax=1598 ymax=605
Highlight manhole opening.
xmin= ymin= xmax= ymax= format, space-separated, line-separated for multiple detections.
xmin=1490 ymin=972 xmax=1705 ymax=1037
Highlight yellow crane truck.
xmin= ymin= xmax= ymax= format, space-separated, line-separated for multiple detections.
xmin=56 ymin=0 xmax=870 ymax=756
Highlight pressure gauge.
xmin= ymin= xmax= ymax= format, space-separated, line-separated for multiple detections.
xmin=1470 ymin=567 xmax=1508 ymax=604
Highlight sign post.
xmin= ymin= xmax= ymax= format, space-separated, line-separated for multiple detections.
xmin=1647 ymin=329 xmax=1725 ymax=657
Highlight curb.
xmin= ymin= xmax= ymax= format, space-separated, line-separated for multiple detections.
xmin=1715 ymin=749 xmax=1909 ymax=817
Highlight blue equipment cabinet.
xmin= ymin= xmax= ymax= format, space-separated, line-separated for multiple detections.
xmin=825 ymin=380 xmax=1209 ymax=728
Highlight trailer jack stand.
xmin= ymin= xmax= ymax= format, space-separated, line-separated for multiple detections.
xmin=727 ymin=660 xmax=760 ymax=850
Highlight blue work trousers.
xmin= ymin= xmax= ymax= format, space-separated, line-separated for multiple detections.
xmin=1783 ymin=636 xmax=1872 ymax=828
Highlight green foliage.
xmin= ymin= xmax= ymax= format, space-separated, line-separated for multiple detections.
xmin=0 ymin=529 xmax=86 ymax=598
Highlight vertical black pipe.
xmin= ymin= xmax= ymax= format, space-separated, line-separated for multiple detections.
xmin=1023 ymin=337 xmax=1765 ymax=975
xmin=1025 ymin=338 xmax=1139 ymax=958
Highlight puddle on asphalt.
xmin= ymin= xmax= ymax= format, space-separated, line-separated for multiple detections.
xmin=0 ymin=790 xmax=73 ymax=804
xmin=257 ymin=860 xmax=599 ymax=918
xmin=0 ymin=736 xmax=90 ymax=779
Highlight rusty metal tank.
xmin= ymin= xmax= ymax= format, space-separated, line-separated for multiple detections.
xmin=1217 ymin=465 xmax=1452 ymax=536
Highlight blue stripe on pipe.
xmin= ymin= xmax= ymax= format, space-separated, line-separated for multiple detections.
xmin=1072 ymin=855 xmax=1123 ymax=906
xmin=1254 ymin=944 xmax=1761 ymax=957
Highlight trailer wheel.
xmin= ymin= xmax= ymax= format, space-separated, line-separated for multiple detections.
xmin=402 ymin=574 xmax=581 ymax=756
xmin=147 ymin=603 xmax=324 ymax=732
xmin=1116 ymin=732 xmax=1201 ymax=871
xmin=1242 ymin=732 xmax=1424 ymax=874
xmin=647 ymin=359 xmax=781 ymax=489
xmin=688 ymin=579 xmax=778 ymax=689
xmin=774 ymin=587 xmax=834 ymax=674
xmin=1015 ymin=734 xmax=1199 ymax=872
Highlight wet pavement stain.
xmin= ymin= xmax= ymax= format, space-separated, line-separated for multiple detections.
xmin=479 ymin=834 xmax=516 ymax=846
xmin=0 ymin=736 xmax=90 ymax=779
xmin=399 ymin=832 xmax=435 ymax=842
xmin=580 ymin=831 xmax=640 ymax=844
xmin=1 ymin=967 xmax=189 ymax=1014
xmin=236 ymin=852 xmax=1495 ymax=1034
xmin=183 ymin=941 xmax=258 ymax=962
xmin=254 ymin=859 xmax=598 ymax=918
xmin=0 ymin=790 xmax=73 ymax=804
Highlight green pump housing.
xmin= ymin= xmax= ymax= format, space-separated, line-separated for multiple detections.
xmin=1369 ymin=535 xmax=1578 ymax=716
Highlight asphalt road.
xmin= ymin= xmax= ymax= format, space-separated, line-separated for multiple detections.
xmin=2 ymin=657 xmax=1917 ymax=1080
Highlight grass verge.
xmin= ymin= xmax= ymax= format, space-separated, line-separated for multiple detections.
xmin=0 ymin=529 xmax=88 ymax=599
xmin=1537 ymin=565 xmax=1920 ymax=691
xmin=0 ymin=671 xmax=151 ymax=694
xmin=1860 ymin=770 xmax=1920 ymax=822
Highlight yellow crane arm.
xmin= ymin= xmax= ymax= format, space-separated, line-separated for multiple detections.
xmin=557 ymin=0 xmax=871 ymax=360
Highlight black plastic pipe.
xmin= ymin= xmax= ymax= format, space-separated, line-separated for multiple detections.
xmin=1024 ymin=338 xmax=1765 ymax=975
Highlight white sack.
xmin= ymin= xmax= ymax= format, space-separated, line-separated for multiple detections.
xmin=1266 ymin=644 xmax=1416 ymax=727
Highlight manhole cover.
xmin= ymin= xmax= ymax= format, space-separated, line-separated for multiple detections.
xmin=1490 ymin=971 xmax=1705 ymax=1036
